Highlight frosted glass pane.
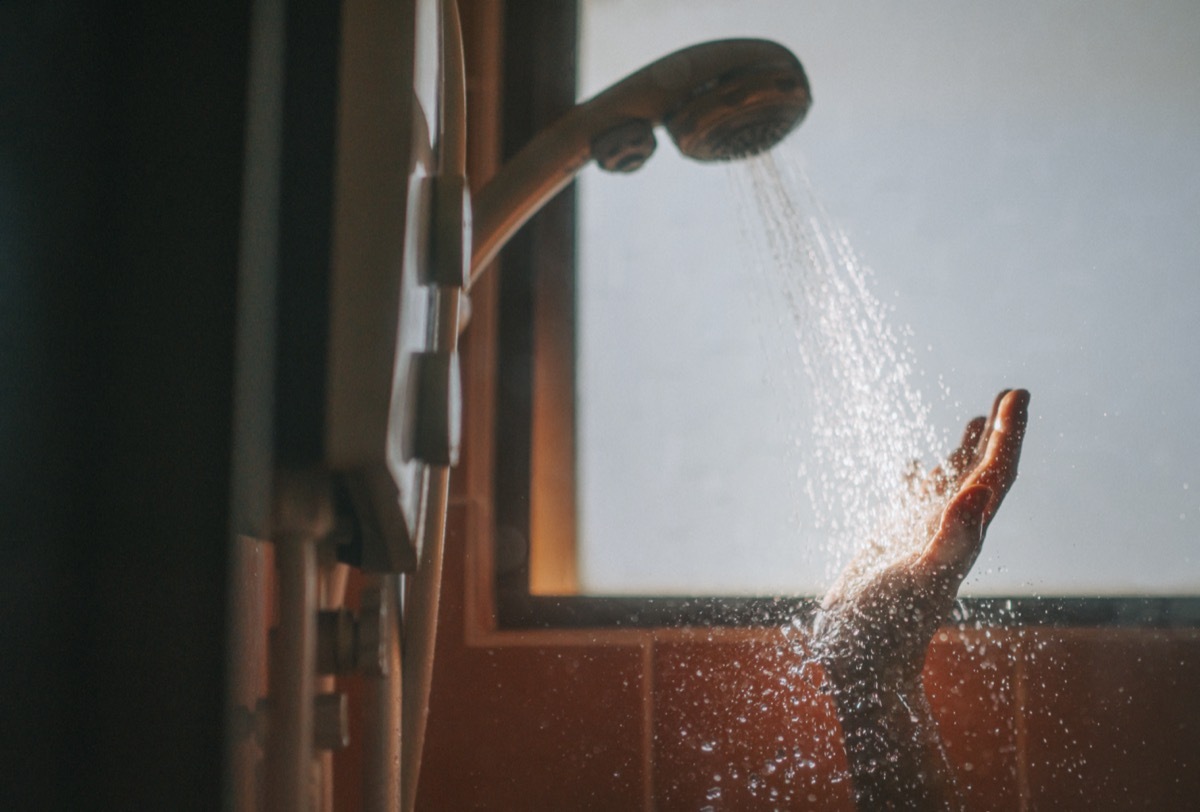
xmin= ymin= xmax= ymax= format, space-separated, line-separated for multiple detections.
xmin=576 ymin=0 xmax=1200 ymax=596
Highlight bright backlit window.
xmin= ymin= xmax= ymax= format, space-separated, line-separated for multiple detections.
xmin=571 ymin=0 xmax=1200 ymax=597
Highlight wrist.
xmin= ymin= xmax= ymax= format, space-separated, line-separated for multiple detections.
xmin=819 ymin=654 xmax=925 ymax=710
xmin=826 ymin=669 xmax=928 ymax=729
xmin=823 ymin=669 xmax=963 ymax=811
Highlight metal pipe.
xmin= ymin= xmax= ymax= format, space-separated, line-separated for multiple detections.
xmin=264 ymin=469 xmax=333 ymax=812
xmin=363 ymin=574 xmax=402 ymax=812
xmin=265 ymin=530 xmax=319 ymax=812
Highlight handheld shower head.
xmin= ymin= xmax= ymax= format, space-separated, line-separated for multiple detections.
xmin=664 ymin=59 xmax=810 ymax=162
xmin=469 ymin=39 xmax=811 ymax=283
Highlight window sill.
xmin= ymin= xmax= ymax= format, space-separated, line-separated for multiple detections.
xmin=495 ymin=593 xmax=1200 ymax=631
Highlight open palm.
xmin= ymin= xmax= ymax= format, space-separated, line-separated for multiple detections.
xmin=812 ymin=389 xmax=1030 ymax=690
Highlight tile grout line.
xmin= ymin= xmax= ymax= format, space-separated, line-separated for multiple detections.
xmin=1012 ymin=635 xmax=1032 ymax=811
xmin=642 ymin=639 xmax=656 ymax=812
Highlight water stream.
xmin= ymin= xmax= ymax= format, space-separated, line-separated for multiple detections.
xmin=690 ymin=153 xmax=987 ymax=808
xmin=729 ymin=151 xmax=947 ymax=581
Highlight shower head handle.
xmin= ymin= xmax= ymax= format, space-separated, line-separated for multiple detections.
xmin=469 ymin=38 xmax=810 ymax=285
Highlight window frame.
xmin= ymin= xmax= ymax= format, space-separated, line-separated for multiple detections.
xmin=487 ymin=0 xmax=1200 ymax=632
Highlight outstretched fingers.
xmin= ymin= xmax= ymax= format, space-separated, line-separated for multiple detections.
xmin=975 ymin=389 xmax=1011 ymax=460
xmin=917 ymin=389 xmax=1030 ymax=584
xmin=947 ymin=415 xmax=988 ymax=482
xmin=923 ymin=415 xmax=988 ymax=497
xmin=966 ymin=389 xmax=1030 ymax=525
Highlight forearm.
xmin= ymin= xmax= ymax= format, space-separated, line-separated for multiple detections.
xmin=830 ymin=675 xmax=964 ymax=811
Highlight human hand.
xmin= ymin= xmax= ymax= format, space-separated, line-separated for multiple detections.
xmin=808 ymin=389 xmax=1029 ymax=810
xmin=812 ymin=388 xmax=1030 ymax=692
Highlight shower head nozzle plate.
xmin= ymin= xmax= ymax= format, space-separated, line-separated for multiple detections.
xmin=665 ymin=62 xmax=811 ymax=162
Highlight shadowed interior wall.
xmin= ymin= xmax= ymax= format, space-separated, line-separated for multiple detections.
xmin=2 ymin=4 xmax=250 ymax=809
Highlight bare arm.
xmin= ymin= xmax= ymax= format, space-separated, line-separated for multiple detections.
xmin=831 ymin=671 xmax=963 ymax=810
xmin=811 ymin=389 xmax=1030 ymax=809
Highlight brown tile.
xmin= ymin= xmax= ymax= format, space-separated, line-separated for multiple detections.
xmin=651 ymin=628 xmax=1019 ymax=811
xmin=419 ymin=499 xmax=650 ymax=810
xmin=418 ymin=643 xmax=648 ymax=811
xmin=1023 ymin=630 xmax=1200 ymax=811
xmin=924 ymin=630 xmax=1021 ymax=811
xmin=652 ymin=632 xmax=855 ymax=811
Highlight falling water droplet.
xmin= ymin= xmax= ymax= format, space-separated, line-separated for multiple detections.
xmin=731 ymin=151 xmax=950 ymax=586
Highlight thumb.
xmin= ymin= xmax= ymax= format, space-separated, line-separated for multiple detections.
xmin=920 ymin=485 xmax=992 ymax=576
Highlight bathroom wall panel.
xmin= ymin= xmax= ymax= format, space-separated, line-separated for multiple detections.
xmin=417 ymin=504 xmax=649 ymax=811
xmin=420 ymin=643 xmax=647 ymax=809
xmin=923 ymin=632 xmax=1022 ymax=810
xmin=650 ymin=633 xmax=1021 ymax=811
xmin=1022 ymin=630 xmax=1200 ymax=810
xmin=651 ymin=637 xmax=853 ymax=811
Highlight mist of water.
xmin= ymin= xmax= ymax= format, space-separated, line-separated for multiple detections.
xmin=728 ymin=151 xmax=948 ymax=582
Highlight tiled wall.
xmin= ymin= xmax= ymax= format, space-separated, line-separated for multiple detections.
xmin=414 ymin=503 xmax=1200 ymax=810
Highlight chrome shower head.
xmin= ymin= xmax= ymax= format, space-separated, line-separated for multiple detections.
xmin=470 ymin=39 xmax=811 ymax=284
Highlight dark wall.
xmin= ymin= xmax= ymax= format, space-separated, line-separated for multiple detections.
xmin=1 ymin=3 xmax=251 ymax=808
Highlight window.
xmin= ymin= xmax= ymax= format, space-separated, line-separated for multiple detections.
xmin=496 ymin=0 xmax=1200 ymax=626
